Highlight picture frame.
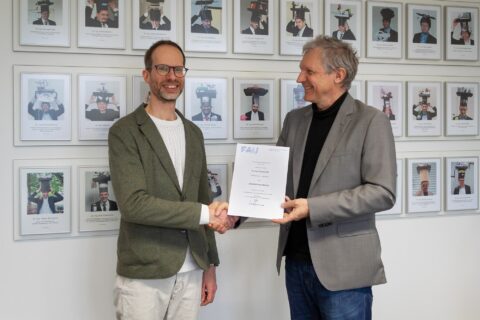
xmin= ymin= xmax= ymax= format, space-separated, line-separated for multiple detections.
xmin=407 ymin=158 xmax=441 ymax=213
xmin=233 ymin=78 xmax=274 ymax=139
xmin=407 ymin=4 xmax=442 ymax=60
xmin=78 ymin=74 xmax=126 ymax=140
xmin=77 ymin=0 xmax=126 ymax=49
xmin=234 ymin=0 xmax=274 ymax=54
xmin=324 ymin=0 xmax=362 ymax=56
xmin=17 ymin=165 xmax=71 ymax=236
xmin=132 ymin=75 xmax=150 ymax=113
xmin=367 ymin=80 xmax=403 ymax=137
xmin=280 ymin=79 xmax=307 ymax=127
xmin=132 ymin=0 xmax=177 ymax=50
xmin=184 ymin=77 xmax=228 ymax=140
xmin=280 ymin=0 xmax=318 ymax=55
xmin=407 ymin=81 xmax=442 ymax=137
xmin=366 ymin=1 xmax=402 ymax=59
xmin=377 ymin=159 xmax=403 ymax=215
xmin=78 ymin=166 xmax=120 ymax=232
xmin=349 ymin=80 xmax=364 ymax=102
xmin=445 ymin=6 xmax=479 ymax=61
xmin=206 ymin=163 xmax=229 ymax=202
xmin=445 ymin=157 xmax=478 ymax=211
xmin=20 ymin=72 xmax=72 ymax=141
xmin=445 ymin=82 xmax=478 ymax=136
xmin=185 ymin=0 xmax=227 ymax=52
xmin=19 ymin=0 xmax=70 ymax=47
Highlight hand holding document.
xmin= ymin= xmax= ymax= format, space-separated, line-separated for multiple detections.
xmin=228 ymin=144 xmax=289 ymax=219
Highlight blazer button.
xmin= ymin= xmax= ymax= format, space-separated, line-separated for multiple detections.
xmin=180 ymin=229 xmax=186 ymax=234
xmin=318 ymin=222 xmax=332 ymax=228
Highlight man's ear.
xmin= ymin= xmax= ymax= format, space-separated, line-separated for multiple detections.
xmin=334 ymin=68 xmax=347 ymax=85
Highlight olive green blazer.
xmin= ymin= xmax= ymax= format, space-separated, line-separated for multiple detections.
xmin=108 ymin=104 xmax=218 ymax=279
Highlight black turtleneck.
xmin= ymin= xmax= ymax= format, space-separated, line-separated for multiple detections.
xmin=284 ymin=92 xmax=347 ymax=262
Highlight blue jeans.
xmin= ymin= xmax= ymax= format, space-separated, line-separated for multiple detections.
xmin=285 ymin=258 xmax=372 ymax=320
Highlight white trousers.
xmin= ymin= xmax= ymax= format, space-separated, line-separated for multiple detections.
xmin=114 ymin=269 xmax=203 ymax=320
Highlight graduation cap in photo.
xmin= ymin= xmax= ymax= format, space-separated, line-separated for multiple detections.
xmin=247 ymin=0 xmax=268 ymax=15
xmin=196 ymin=85 xmax=217 ymax=104
xmin=418 ymin=88 xmax=431 ymax=104
xmin=456 ymin=87 xmax=473 ymax=106
xmin=380 ymin=89 xmax=393 ymax=107
xmin=290 ymin=3 xmax=310 ymax=21
xmin=93 ymin=84 xmax=114 ymax=103
xmin=455 ymin=163 xmax=469 ymax=180
xmin=36 ymin=0 xmax=54 ymax=13
xmin=334 ymin=4 xmax=353 ymax=26
xmin=39 ymin=175 xmax=52 ymax=193
xmin=91 ymin=172 xmax=111 ymax=191
xmin=244 ymin=86 xmax=268 ymax=105
xmin=35 ymin=80 xmax=57 ymax=102
xmin=416 ymin=13 xmax=435 ymax=27
xmin=380 ymin=8 xmax=395 ymax=22
xmin=416 ymin=163 xmax=431 ymax=182
xmin=456 ymin=12 xmax=472 ymax=33
xmin=95 ymin=0 xmax=109 ymax=13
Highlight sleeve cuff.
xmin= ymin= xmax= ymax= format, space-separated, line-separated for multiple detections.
xmin=200 ymin=204 xmax=210 ymax=225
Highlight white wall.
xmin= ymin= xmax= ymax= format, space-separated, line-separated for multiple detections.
xmin=2 ymin=1 xmax=480 ymax=319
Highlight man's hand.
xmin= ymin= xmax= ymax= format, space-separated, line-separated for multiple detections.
xmin=208 ymin=201 xmax=230 ymax=234
xmin=272 ymin=198 xmax=309 ymax=224
xmin=201 ymin=266 xmax=217 ymax=306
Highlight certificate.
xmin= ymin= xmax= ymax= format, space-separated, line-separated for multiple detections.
xmin=228 ymin=144 xmax=289 ymax=219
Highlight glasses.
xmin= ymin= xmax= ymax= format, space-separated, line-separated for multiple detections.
xmin=151 ymin=64 xmax=188 ymax=77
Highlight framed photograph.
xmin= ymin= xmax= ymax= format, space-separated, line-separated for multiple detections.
xmin=324 ymin=0 xmax=362 ymax=56
xmin=366 ymin=1 xmax=402 ymax=58
xmin=445 ymin=82 xmax=478 ymax=136
xmin=407 ymin=81 xmax=442 ymax=137
xmin=349 ymin=80 xmax=364 ymax=102
xmin=132 ymin=0 xmax=176 ymax=50
xmin=185 ymin=0 xmax=227 ymax=52
xmin=445 ymin=6 xmax=478 ymax=61
xmin=20 ymin=72 xmax=71 ymax=141
xmin=78 ymin=74 xmax=126 ymax=140
xmin=184 ymin=77 xmax=228 ymax=140
xmin=407 ymin=158 xmax=441 ymax=213
xmin=78 ymin=167 xmax=120 ymax=232
xmin=78 ymin=0 xmax=125 ymax=49
xmin=19 ymin=0 xmax=70 ymax=47
xmin=280 ymin=79 xmax=307 ymax=126
xmin=207 ymin=163 xmax=228 ymax=202
xmin=280 ymin=0 xmax=318 ymax=55
xmin=445 ymin=157 xmax=478 ymax=211
xmin=19 ymin=166 xmax=71 ymax=235
xmin=132 ymin=75 xmax=150 ymax=113
xmin=234 ymin=0 xmax=274 ymax=54
xmin=367 ymin=81 xmax=403 ymax=137
xmin=378 ymin=159 xmax=403 ymax=215
xmin=234 ymin=79 xmax=274 ymax=139
xmin=407 ymin=4 xmax=441 ymax=60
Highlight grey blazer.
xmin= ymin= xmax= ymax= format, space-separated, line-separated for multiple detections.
xmin=276 ymin=94 xmax=396 ymax=291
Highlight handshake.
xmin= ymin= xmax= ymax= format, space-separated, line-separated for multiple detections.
xmin=207 ymin=201 xmax=239 ymax=234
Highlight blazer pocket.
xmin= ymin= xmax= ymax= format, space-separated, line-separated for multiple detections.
xmin=337 ymin=219 xmax=375 ymax=237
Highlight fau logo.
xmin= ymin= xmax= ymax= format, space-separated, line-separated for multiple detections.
xmin=240 ymin=145 xmax=258 ymax=154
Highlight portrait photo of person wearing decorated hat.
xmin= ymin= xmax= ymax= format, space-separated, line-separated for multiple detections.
xmin=285 ymin=3 xmax=313 ymax=37
xmin=32 ymin=0 xmax=56 ymax=25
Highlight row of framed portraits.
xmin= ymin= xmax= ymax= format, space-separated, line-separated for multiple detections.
xmin=13 ymin=155 xmax=480 ymax=239
xmin=15 ymin=66 xmax=480 ymax=145
xmin=17 ymin=0 xmax=479 ymax=61
xmin=13 ymin=158 xmax=229 ymax=239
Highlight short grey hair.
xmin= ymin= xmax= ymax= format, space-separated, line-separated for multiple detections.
xmin=302 ymin=35 xmax=358 ymax=89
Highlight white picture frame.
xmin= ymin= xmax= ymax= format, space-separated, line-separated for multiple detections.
xmin=234 ymin=0 xmax=274 ymax=54
xmin=185 ymin=0 xmax=227 ymax=52
xmin=280 ymin=0 xmax=318 ymax=55
xmin=324 ymin=0 xmax=362 ymax=57
xmin=19 ymin=0 xmax=70 ymax=47
xmin=407 ymin=4 xmax=442 ymax=60
xmin=132 ymin=0 xmax=177 ymax=50
xmin=366 ymin=1 xmax=402 ymax=59
xmin=78 ymin=74 xmax=126 ymax=140
xmin=20 ymin=72 xmax=72 ymax=141
xmin=445 ymin=82 xmax=478 ymax=136
xmin=77 ymin=0 xmax=126 ymax=49
xmin=407 ymin=81 xmax=442 ymax=137
xmin=280 ymin=79 xmax=307 ymax=127
xmin=445 ymin=157 xmax=478 ymax=212
xmin=445 ymin=6 xmax=479 ymax=61
xmin=407 ymin=158 xmax=441 ymax=213
xmin=233 ymin=79 xmax=274 ymax=139
xmin=184 ymin=77 xmax=228 ymax=140
xmin=367 ymin=80 xmax=403 ymax=137
xmin=206 ymin=163 xmax=229 ymax=202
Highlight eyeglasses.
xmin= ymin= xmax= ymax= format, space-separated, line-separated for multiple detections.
xmin=151 ymin=64 xmax=189 ymax=77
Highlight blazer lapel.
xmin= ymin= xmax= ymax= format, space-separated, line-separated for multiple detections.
xmin=135 ymin=106 xmax=182 ymax=194
xmin=180 ymin=114 xmax=197 ymax=197
xmin=292 ymin=107 xmax=313 ymax=196
xmin=309 ymin=95 xmax=355 ymax=191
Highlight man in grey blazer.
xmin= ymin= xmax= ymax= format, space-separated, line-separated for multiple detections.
xmin=273 ymin=36 xmax=396 ymax=319
xmin=109 ymin=40 xmax=231 ymax=320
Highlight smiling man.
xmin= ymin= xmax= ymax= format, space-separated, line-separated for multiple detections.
xmin=108 ymin=40 xmax=231 ymax=320
xmin=273 ymin=35 xmax=396 ymax=319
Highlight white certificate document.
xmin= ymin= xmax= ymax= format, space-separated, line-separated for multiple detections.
xmin=229 ymin=144 xmax=289 ymax=219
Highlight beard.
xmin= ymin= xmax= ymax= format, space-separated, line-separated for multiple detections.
xmin=150 ymin=80 xmax=183 ymax=103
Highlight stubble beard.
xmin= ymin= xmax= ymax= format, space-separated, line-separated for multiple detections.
xmin=151 ymin=81 xmax=183 ymax=103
